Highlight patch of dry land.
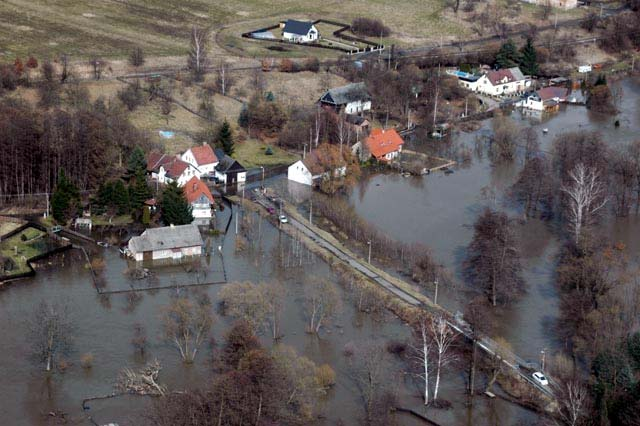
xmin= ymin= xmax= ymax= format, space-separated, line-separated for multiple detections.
xmin=0 ymin=0 xmax=542 ymax=59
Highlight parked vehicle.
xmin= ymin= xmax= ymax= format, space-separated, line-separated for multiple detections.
xmin=279 ymin=215 xmax=288 ymax=224
xmin=51 ymin=225 xmax=63 ymax=233
xmin=532 ymin=371 xmax=549 ymax=386
xmin=97 ymin=241 xmax=109 ymax=248
xmin=267 ymin=207 xmax=275 ymax=214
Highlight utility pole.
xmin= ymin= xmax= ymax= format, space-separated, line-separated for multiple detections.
xmin=434 ymin=277 xmax=439 ymax=305
xmin=367 ymin=240 xmax=372 ymax=264
xmin=260 ymin=166 xmax=265 ymax=189
xmin=235 ymin=206 xmax=239 ymax=234
xmin=309 ymin=199 xmax=313 ymax=225
xmin=540 ymin=349 xmax=546 ymax=371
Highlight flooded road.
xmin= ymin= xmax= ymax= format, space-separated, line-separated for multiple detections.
xmin=349 ymin=77 xmax=640 ymax=362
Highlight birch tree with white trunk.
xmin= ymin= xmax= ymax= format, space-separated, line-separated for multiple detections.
xmin=561 ymin=163 xmax=608 ymax=244
xmin=30 ymin=301 xmax=73 ymax=372
xmin=188 ymin=26 xmax=209 ymax=81
xmin=410 ymin=319 xmax=433 ymax=405
xmin=304 ymin=277 xmax=340 ymax=334
xmin=430 ymin=316 xmax=457 ymax=402
xmin=558 ymin=380 xmax=589 ymax=426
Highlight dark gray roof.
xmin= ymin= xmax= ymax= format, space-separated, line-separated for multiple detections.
xmin=320 ymin=82 xmax=371 ymax=105
xmin=283 ymin=19 xmax=315 ymax=36
xmin=216 ymin=155 xmax=246 ymax=173
xmin=128 ymin=224 xmax=202 ymax=253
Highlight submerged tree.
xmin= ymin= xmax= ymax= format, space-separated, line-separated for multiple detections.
xmin=303 ymin=277 xmax=340 ymax=334
xmin=464 ymin=209 xmax=524 ymax=306
xmin=162 ymin=294 xmax=213 ymax=363
xmin=29 ymin=301 xmax=73 ymax=372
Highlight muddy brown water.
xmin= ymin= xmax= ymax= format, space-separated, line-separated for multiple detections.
xmin=8 ymin=77 xmax=640 ymax=426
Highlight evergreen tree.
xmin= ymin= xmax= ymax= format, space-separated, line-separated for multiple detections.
xmin=129 ymin=171 xmax=152 ymax=210
xmin=51 ymin=170 xmax=80 ymax=223
xmin=160 ymin=181 xmax=193 ymax=226
xmin=112 ymin=180 xmax=131 ymax=215
xmin=127 ymin=146 xmax=147 ymax=177
xmin=217 ymin=119 xmax=235 ymax=156
xmin=495 ymin=39 xmax=520 ymax=69
xmin=519 ymin=38 xmax=539 ymax=76
xmin=94 ymin=181 xmax=115 ymax=214
xmin=595 ymin=74 xmax=607 ymax=86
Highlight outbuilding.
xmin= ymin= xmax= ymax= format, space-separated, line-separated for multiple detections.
xmin=282 ymin=19 xmax=319 ymax=43
xmin=128 ymin=224 xmax=203 ymax=262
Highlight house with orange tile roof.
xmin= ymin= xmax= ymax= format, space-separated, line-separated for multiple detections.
xmin=362 ymin=128 xmax=405 ymax=162
xmin=183 ymin=176 xmax=215 ymax=222
xmin=181 ymin=144 xmax=219 ymax=178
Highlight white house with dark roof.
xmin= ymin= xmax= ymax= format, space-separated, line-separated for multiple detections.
xmin=128 ymin=223 xmax=203 ymax=262
xmin=319 ymin=82 xmax=372 ymax=114
xmin=518 ymin=86 xmax=569 ymax=111
xmin=282 ymin=19 xmax=319 ymax=43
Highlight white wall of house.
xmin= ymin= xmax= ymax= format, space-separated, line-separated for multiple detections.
xmin=518 ymin=95 xmax=544 ymax=111
xmin=131 ymin=245 xmax=202 ymax=262
xmin=191 ymin=194 xmax=213 ymax=219
xmin=158 ymin=164 xmax=200 ymax=186
xmin=474 ymin=75 xmax=531 ymax=97
xmin=288 ymin=160 xmax=313 ymax=186
xmin=215 ymin=170 xmax=247 ymax=185
xmin=345 ymin=100 xmax=371 ymax=114
xmin=283 ymin=26 xmax=318 ymax=43
xmin=181 ymin=149 xmax=218 ymax=177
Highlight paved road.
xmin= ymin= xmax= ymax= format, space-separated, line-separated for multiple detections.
xmin=252 ymin=195 xmax=556 ymax=399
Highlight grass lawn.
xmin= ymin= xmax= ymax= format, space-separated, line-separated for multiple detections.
xmin=92 ymin=215 xmax=134 ymax=226
xmin=0 ymin=0 xmax=468 ymax=59
xmin=0 ymin=227 xmax=47 ymax=275
xmin=234 ymin=139 xmax=299 ymax=169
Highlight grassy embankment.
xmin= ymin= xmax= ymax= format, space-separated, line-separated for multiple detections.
xmin=0 ymin=227 xmax=47 ymax=275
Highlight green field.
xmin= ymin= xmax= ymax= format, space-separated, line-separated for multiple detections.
xmin=0 ymin=227 xmax=47 ymax=275
xmin=234 ymin=139 xmax=299 ymax=169
xmin=0 ymin=0 xmax=463 ymax=59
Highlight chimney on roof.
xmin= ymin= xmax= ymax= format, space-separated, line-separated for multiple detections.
xmin=193 ymin=183 xmax=197 ymax=191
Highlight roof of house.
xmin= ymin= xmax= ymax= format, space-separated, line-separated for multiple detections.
xmin=189 ymin=144 xmax=218 ymax=166
xmin=346 ymin=114 xmax=369 ymax=126
xmin=282 ymin=19 xmax=315 ymax=36
xmin=147 ymin=152 xmax=173 ymax=172
xmin=164 ymin=158 xmax=191 ymax=178
xmin=365 ymin=128 xmax=404 ymax=159
xmin=215 ymin=150 xmax=246 ymax=173
xmin=537 ymin=86 xmax=569 ymax=101
xmin=183 ymin=176 xmax=214 ymax=204
xmin=320 ymin=82 xmax=371 ymax=106
xmin=128 ymin=224 xmax=203 ymax=253
xmin=486 ymin=67 xmax=526 ymax=86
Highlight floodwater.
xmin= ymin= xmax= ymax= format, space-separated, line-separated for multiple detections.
xmin=349 ymin=77 xmax=640 ymax=363
xmin=0 ymin=203 xmax=536 ymax=425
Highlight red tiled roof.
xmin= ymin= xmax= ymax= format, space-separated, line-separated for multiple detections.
xmin=486 ymin=69 xmax=516 ymax=86
xmin=183 ymin=176 xmax=214 ymax=204
xmin=190 ymin=144 xmax=218 ymax=166
xmin=537 ymin=86 xmax=568 ymax=101
xmin=165 ymin=158 xmax=189 ymax=178
xmin=365 ymin=128 xmax=404 ymax=160
xmin=147 ymin=152 xmax=172 ymax=172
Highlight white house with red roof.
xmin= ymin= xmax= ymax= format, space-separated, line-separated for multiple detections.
xmin=147 ymin=152 xmax=200 ymax=187
xmin=183 ymin=176 xmax=215 ymax=222
xmin=362 ymin=128 xmax=405 ymax=162
xmin=473 ymin=67 xmax=531 ymax=97
xmin=181 ymin=144 xmax=218 ymax=178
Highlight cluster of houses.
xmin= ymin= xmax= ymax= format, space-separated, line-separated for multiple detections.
xmin=288 ymin=81 xmax=405 ymax=186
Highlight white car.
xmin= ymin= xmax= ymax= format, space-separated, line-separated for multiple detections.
xmin=532 ymin=371 xmax=549 ymax=386
xmin=278 ymin=215 xmax=288 ymax=224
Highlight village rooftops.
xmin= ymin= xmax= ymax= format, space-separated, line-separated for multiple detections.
xmin=320 ymin=82 xmax=371 ymax=106
xmin=536 ymin=86 xmax=569 ymax=101
xmin=486 ymin=67 xmax=526 ymax=86
xmin=183 ymin=176 xmax=214 ymax=204
xmin=282 ymin=19 xmax=315 ymax=36
xmin=128 ymin=224 xmax=203 ymax=253
xmin=365 ymin=128 xmax=404 ymax=159
xmin=146 ymin=152 xmax=172 ymax=172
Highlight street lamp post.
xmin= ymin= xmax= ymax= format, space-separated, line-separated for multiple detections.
xmin=260 ymin=166 xmax=265 ymax=190
xmin=540 ymin=349 xmax=546 ymax=371
xmin=367 ymin=240 xmax=372 ymax=264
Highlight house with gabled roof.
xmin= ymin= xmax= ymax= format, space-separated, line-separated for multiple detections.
xmin=281 ymin=19 xmax=319 ymax=43
xmin=128 ymin=223 xmax=203 ymax=262
xmin=319 ymin=82 xmax=372 ymax=114
xmin=181 ymin=144 xmax=218 ymax=177
xmin=518 ymin=86 xmax=569 ymax=111
xmin=147 ymin=152 xmax=200 ymax=187
xmin=473 ymin=67 xmax=532 ymax=97
xmin=183 ymin=176 xmax=215 ymax=223
xmin=363 ymin=128 xmax=404 ymax=162
xmin=214 ymin=149 xmax=247 ymax=185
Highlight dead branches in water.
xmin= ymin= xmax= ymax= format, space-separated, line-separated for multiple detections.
xmin=116 ymin=360 xmax=166 ymax=396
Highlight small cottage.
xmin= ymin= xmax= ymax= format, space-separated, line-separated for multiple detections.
xmin=319 ymin=82 xmax=372 ymax=114
xmin=214 ymin=149 xmax=247 ymax=185
xmin=518 ymin=86 xmax=569 ymax=111
xmin=128 ymin=224 xmax=203 ymax=262
xmin=282 ymin=19 xmax=319 ymax=43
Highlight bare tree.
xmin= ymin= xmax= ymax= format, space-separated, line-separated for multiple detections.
xmin=347 ymin=342 xmax=390 ymax=423
xmin=188 ymin=26 xmax=209 ymax=81
xmin=129 ymin=47 xmax=145 ymax=68
xmin=219 ymin=281 xmax=284 ymax=339
xmin=410 ymin=318 xmax=433 ymax=405
xmin=304 ymin=277 xmax=340 ymax=334
xmin=216 ymin=61 xmax=235 ymax=96
xmin=116 ymin=360 xmax=166 ymax=396
xmin=561 ymin=163 xmax=608 ymax=244
xmin=162 ymin=294 xmax=213 ymax=363
xmin=557 ymin=380 xmax=589 ymax=426
xmin=60 ymin=54 xmax=71 ymax=83
xmin=29 ymin=301 xmax=73 ymax=372
xmin=90 ymin=57 xmax=105 ymax=80
xmin=430 ymin=316 xmax=457 ymax=402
